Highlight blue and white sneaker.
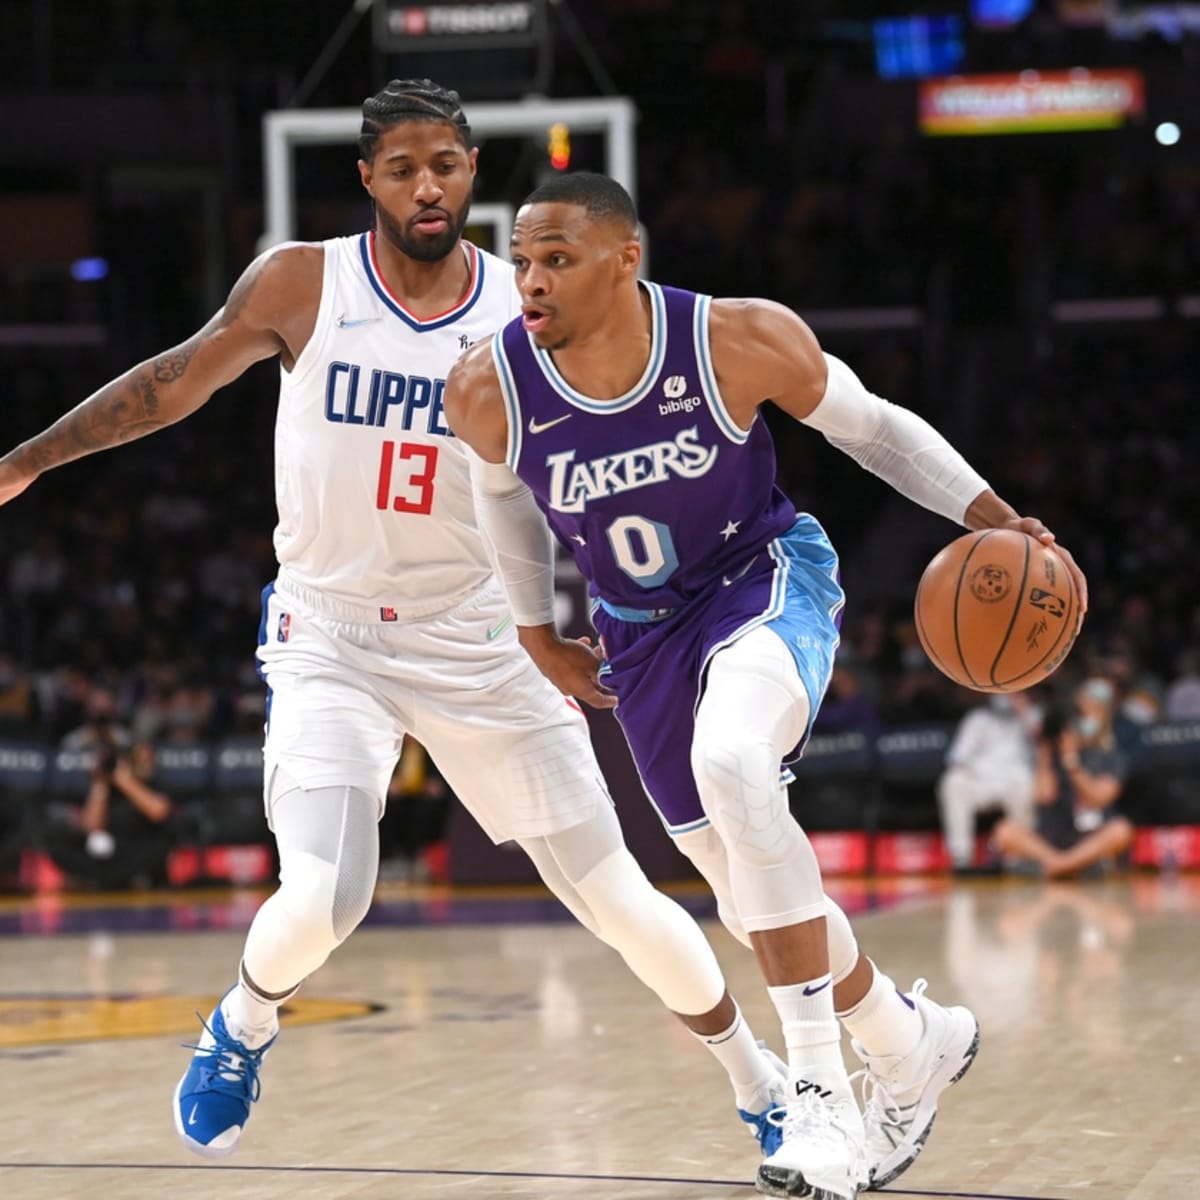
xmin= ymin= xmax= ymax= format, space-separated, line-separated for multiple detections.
xmin=173 ymin=992 xmax=277 ymax=1158
xmin=739 ymin=1043 xmax=789 ymax=1156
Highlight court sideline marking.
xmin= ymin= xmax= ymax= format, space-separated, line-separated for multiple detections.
xmin=0 ymin=1160 xmax=1072 ymax=1199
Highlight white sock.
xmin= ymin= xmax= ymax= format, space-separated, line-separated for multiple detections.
xmin=220 ymin=960 xmax=294 ymax=1048
xmin=768 ymin=976 xmax=852 ymax=1103
xmin=836 ymin=963 xmax=923 ymax=1060
xmin=690 ymin=1002 xmax=779 ymax=1113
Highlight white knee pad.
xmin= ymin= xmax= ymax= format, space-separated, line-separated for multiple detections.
xmin=824 ymin=895 xmax=859 ymax=985
xmin=690 ymin=754 xmax=825 ymax=934
xmin=674 ymin=824 xmax=751 ymax=949
xmin=675 ymin=823 xmax=859 ymax=973
xmin=242 ymin=780 xmax=380 ymax=995
xmin=691 ymin=739 xmax=790 ymax=868
xmin=691 ymin=629 xmax=828 ymax=933
xmin=691 ymin=626 xmax=812 ymax=871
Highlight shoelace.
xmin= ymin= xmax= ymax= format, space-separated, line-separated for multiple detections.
xmin=181 ymin=1014 xmax=267 ymax=1102
xmin=851 ymin=1068 xmax=904 ymax=1138
xmin=765 ymin=1088 xmax=856 ymax=1152
xmin=849 ymin=978 xmax=930 ymax=1138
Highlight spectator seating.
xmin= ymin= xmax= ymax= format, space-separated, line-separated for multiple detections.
xmin=0 ymin=740 xmax=50 ymax=859
xmin=790 ymin=731 xmax=877 ymax=833
xmin=3 ymin=722 xmax=1200 ymax=882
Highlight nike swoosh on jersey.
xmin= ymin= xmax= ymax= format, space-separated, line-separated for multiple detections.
xmin=527 ymin=414 xmax=572 ymax=435
xmin=486 ymin=616 xmax=513 ymax=640
xmin=722 ymin=556 xmax=759 ymax=587
xmin=336 ymin=313 xmax=382 ymax=328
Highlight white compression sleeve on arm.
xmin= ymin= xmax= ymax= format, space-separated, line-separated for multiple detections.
xmin=468 ymin=449 xmax=557 ymax=626
xmin=801 ymin=353 xmax=989 ymax=525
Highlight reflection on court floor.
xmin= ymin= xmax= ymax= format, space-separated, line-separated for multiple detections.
xmin=0 ymin=875 xmax=1195 ymax=1199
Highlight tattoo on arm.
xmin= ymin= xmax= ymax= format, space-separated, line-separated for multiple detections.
xmin=6 ymin=251 xmax=284 ymax=481
xmin=137 ymin=375 xmax=160 ymax=419
xmin=152 ymin=344 xmax=195 ymax=386
xmin=14 ymin=337 xmax=199 ymax=474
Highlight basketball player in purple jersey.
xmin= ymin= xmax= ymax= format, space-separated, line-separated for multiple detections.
xmin=445 ymin=173 xmax=1088 ymax=1198
xmin=0 ymin=84 xmax=800 ymax=1166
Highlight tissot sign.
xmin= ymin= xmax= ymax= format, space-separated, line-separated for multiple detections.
xmin=374 ymin=0 xmax=547 ymax=50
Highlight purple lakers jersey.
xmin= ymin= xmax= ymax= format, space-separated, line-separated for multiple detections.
xmin=493 ymin=282 xmax=797 ymax=612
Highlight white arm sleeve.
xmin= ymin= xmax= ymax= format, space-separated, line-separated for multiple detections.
xmin=800 ymin=353 xmax=989 ymax=525
xmin=467 ymin=450 xmax=557 ymax=627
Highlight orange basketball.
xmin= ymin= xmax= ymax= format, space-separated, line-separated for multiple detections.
xmin=914 ymin=528 xmax=1080 ymax=693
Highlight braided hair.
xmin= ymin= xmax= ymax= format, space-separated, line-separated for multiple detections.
xmin=359 ymin=78 xmax=471 ymax=161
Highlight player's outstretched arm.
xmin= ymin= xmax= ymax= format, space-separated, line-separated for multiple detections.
xmin=444 ymin=345 xmax=616 ymax=709
xmin=708 ymin=297 xmax=1087 ymax=614
xmin=0 ymin=244 xmax=318 ymax=507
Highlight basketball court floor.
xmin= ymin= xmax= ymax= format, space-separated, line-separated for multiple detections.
xmin=0 ymin=873 xmax=1194 ymax=1200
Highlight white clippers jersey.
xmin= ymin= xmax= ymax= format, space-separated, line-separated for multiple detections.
xmin=273 ymin=233 xmax=521 ymax=616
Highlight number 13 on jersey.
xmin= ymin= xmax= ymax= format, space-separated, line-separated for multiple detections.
xmin=376 ymin=440 xmax=438 ymax=513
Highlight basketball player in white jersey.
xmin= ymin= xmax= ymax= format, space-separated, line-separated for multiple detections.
xmin=0 ymin=82 xmax=980 ymax=1187
xmin=0 ymin=79 xmax=796 ymax=1164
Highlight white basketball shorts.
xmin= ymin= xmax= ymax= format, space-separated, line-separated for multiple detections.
xmin=255 ymin=575 xmax=606 ymax=842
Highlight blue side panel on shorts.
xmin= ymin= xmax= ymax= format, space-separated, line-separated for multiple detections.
xmin=752 ymin=517 xmax=844 ymax=731
xmin=256 ymin=581 xmax=276 ymax=727
xmin=594 ymin=515 xmax=843 ymax=835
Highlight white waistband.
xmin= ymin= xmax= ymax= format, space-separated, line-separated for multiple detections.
xmin=274 ymin=567 xmax=488 ymax=625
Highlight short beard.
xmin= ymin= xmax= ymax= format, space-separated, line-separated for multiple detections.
xmin=377 ymin=202 xmax=470 ymax=264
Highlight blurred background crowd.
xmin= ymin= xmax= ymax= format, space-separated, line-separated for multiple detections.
xmin=1 ymin=0 xmax=1198 ymax=884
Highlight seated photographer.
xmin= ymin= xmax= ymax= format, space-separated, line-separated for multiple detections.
xmin=937 ymin=691 xmax=1040 ymax=875
xmin=992 ymin=678 xmax=1132 ymax=879
xmin=44 ymin=738 xmax=173 ymax=890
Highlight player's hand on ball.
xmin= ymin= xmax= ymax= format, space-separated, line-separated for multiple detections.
xmin=915 ymin=529 xmax=1082 ymax=692
xmin=999 ymin=515 xmax=1088 ymax=622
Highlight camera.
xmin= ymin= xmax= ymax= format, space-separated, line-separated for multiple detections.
xmin=90 ymin=724 xmax=123 ymax=779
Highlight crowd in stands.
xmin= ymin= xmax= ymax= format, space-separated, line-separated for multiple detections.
xmin=0 ymin=359 xmax=278 ymax=746
xmin=2 ymin=324 xmax=1196 ymax=751
xmin=813 ymin=325 xmax=1200 ymax=737
xmin=2 ymin=1 xmax=1198 ymax=759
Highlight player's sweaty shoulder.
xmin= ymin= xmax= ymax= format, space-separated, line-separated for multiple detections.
xmin=245 ymin=242 xmax=323 ymax=324
xmin=708 ymin=296 xmax=812 ymax=355
xmin=450 ymin=337 xmax=503 ymax=402
xmin=707 ymin=296 xmax=823 ymax=418
xmin=225 ymin=241 xmax=324 ymax=365
xmin=444 ymin=336 xmax=506 ymax=453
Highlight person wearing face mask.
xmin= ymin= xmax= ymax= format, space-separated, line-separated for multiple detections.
xmin=991 ymin=677 xmax=1132 ymax=878
xmin=937 ymin=691 xmax=1040 ymax=875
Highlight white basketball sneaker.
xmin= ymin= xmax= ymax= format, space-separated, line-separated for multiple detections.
xmin=851 ymin=980 xmax=979 ymax=1190
xmin=755 ymin=1072 xmax=865 ymax=1199
xmin=739 ymin=1043 xmax=790 ymax=1156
